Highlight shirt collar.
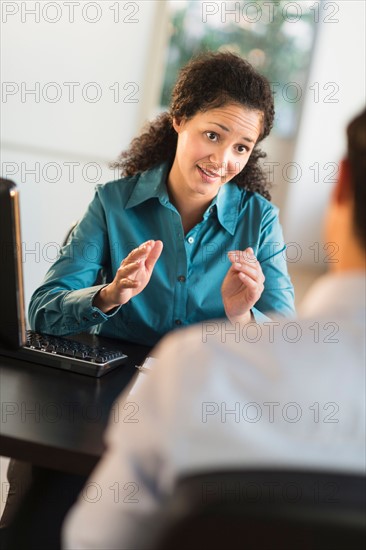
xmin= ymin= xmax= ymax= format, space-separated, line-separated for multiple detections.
xmin=125 ymin=162 xmax=171 ymax=209
xmin=214 ymin=181 xmax=243 ymax=235
xmin=125 ymin=162 xmax=243 ymax=235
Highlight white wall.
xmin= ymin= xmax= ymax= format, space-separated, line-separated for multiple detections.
xmin=1 ymin=0 xmax=166 ymax=309
xmin=283 ymin=0 xmax=365 ymax=268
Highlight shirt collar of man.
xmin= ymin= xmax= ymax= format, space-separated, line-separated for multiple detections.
xmin=125 ymin=161 xmax=243 ymax=235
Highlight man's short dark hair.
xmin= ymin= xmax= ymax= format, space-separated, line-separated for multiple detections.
xmin=347 ymin=108 xmax=366 ymax=249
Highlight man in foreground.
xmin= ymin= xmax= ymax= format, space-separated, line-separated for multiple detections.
xmin=63 ymin=109 xmax=365 ymax=550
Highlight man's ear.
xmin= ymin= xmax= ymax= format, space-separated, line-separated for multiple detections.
xmin=333 ymin=158 xmax=352 ymax=205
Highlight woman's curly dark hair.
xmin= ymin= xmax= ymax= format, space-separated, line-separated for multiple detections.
xmin=112 ymin=51 xmax=275 ymax=200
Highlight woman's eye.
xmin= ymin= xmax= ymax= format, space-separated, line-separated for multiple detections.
xmin=236 ymin=145 xmax=247 ymax=154
xmin=206 ymin=132 xmax=218 ymax=141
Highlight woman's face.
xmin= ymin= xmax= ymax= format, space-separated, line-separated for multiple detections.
xmin=170 ymin=103 xmax=263 ymax=201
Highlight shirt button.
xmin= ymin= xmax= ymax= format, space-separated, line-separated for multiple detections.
xmin=209 ymin=207 xmax=214 ymax=214
xmin=92 ymin=312 xmax=99 ymax=319
xmin=177 ymin=275 xmax=186 ymax=282
xmin=175 ymin=319 xmax=182 ymax=326
xmin=187 ymin=236 xmax=194 ymax=244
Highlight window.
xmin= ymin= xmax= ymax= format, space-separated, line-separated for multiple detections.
xmin=160 ymin=0 xmax=318 ymax=137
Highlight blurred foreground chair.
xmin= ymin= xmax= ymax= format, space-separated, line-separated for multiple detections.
xmin=145 ymin=470 xmax=366 ymax=550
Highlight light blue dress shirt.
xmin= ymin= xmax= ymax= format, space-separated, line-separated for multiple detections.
xmin=29 ymin=162 xmax=295 ymax=346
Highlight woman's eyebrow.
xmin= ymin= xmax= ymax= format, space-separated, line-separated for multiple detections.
xmin=208 ymin=121 xmax=230 ymax=132
xmin=208 ymin=122 xmax=255 ymax=143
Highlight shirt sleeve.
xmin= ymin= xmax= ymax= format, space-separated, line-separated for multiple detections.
xmin=62 ymin=337 xmax=180 ymax=550
xmin=28 ymin=188 xmax=121 ymax=336
xmin=254 ymin=207 xmax=295 ymax=319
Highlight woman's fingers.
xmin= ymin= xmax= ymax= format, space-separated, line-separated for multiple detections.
xmin=232 ymin=261 xmax=265 ymax=284
xmin=227 ymin=246 xmax=265 ymax=302
xmin=232 ymin=262 xmax=258 ymax=280
xmin=118 ymin=260 xmax=141 ymax=279
xmin=228 ymin=247 xmax=257 ymax=265
xmin=228 ymin=248 xmax=265 ymax=283
xmin=124 ymin=240 xmax=155 ymax=265
xmin=237 ymin=271 xmax=261 ymax=291
xmin=112 ymin=239 xmax=164 ymax=295
xmin=121 ymin=240 xmax=163 ymax=272
xmin=222 ymin=247 xmax=266 ymax=324
xmin=145 ymin=240 xmax=163 ymax=271
xmin=95 ymin=240 xmax=162 ymax=312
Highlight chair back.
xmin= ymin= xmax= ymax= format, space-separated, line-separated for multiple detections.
xmin=147 ymin=470 xmax=366 ymax=550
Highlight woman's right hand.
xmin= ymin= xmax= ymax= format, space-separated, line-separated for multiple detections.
xmin=93 ymin=240 xmax=163 ymax=313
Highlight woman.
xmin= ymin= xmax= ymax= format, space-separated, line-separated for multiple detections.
xmin=29 ymin=51 xmax=295 ymax=345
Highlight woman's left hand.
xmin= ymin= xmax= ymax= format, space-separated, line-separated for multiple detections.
xmin=221 ymin=247 xmax=265 ymax=324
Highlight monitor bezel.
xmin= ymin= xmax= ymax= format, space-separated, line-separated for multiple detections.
xmin=0 ymin=178 xmax=26 ymax=348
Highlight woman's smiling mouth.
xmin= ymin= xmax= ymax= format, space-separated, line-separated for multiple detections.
xmin=197 ymin=164 xmax=221 ymax=182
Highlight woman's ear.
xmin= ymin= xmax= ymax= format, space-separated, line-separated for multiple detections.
xmin=172 ymin=116 xmax=185 ymax=133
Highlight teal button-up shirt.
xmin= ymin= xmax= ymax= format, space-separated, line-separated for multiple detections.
xmin=29 ymin=162 xmax=295 ymax=346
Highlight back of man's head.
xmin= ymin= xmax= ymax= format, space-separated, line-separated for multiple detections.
xmin=347 ymin=108 xmax=366 ymax=250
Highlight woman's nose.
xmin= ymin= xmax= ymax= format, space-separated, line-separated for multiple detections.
xmin=208 ymin=150 xmax=238 ymax=176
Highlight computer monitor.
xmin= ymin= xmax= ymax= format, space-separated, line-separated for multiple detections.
xmin=0 ymin=178 xmax=26 ymax=348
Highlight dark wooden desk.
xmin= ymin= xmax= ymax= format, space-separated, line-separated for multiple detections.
xmin=0 ymin=341 xmax=150 ymax=475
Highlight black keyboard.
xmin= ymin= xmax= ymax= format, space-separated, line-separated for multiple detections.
xmin=1 ymin=330 xmax=128 ymax=377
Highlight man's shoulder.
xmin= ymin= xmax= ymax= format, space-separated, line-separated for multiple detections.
xmin=158 ymin=310 xmax=364 ymax=379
